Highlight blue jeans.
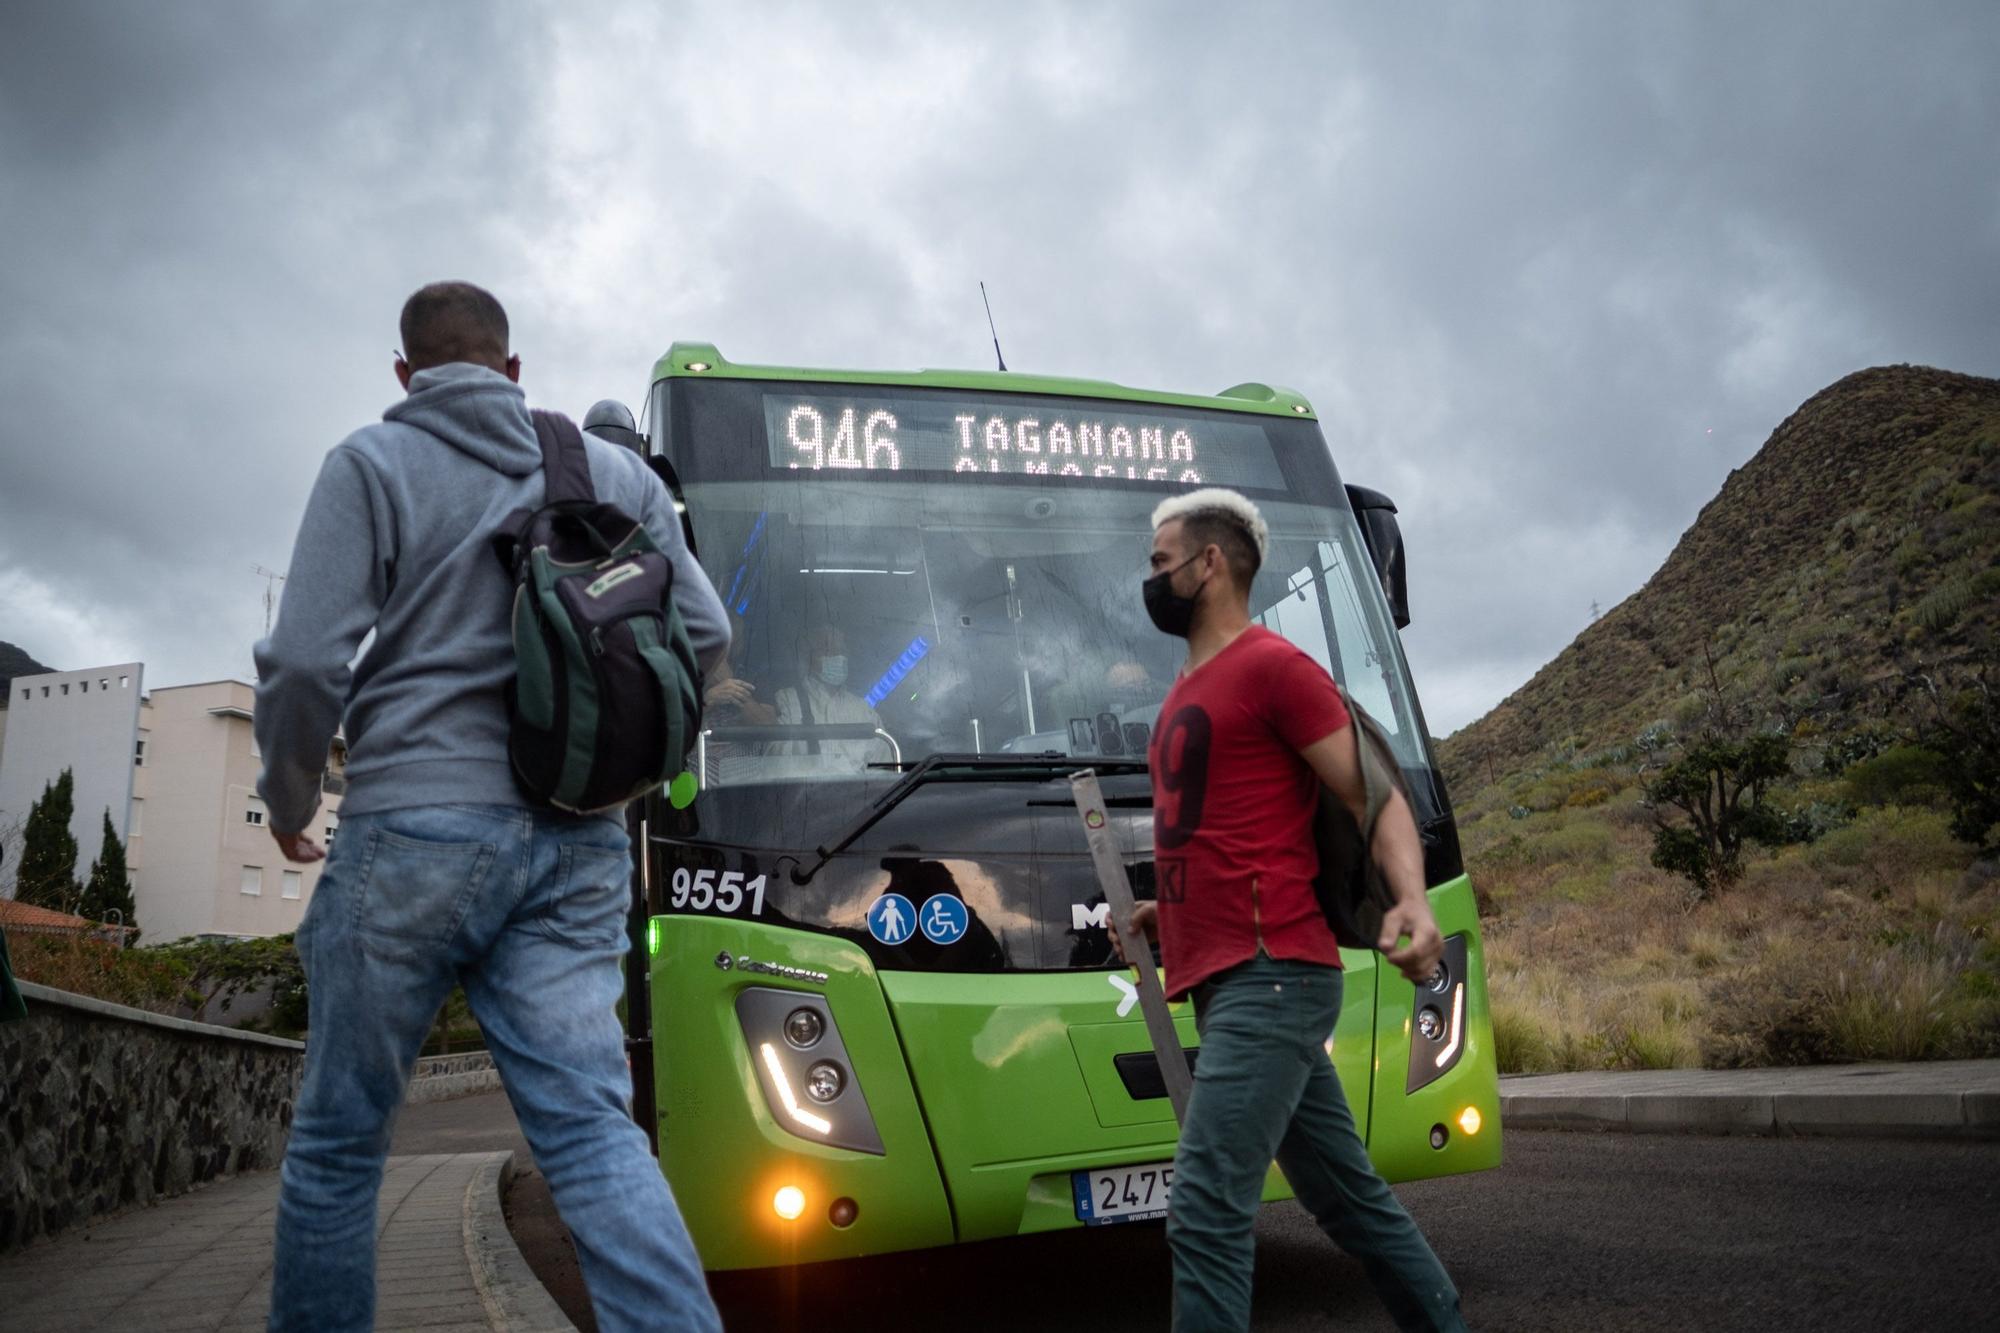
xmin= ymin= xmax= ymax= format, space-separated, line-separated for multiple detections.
xmin=1167 ymin=955 xmax=1464 ymax=1332
xmin=270 ymin=803 xmax=720 ymax=1333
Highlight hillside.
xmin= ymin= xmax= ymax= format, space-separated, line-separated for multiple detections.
xmin=1441 ymin=364 xmax=2000 ymax=787
xmin=1438 ymin=364 xmax=2000 ymax=1073
xmin=0 ymin=641 xmax=54 ymax=706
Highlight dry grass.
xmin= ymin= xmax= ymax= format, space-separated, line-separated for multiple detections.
xmin=1478 ymin=803 xmax=2000 ymax=1072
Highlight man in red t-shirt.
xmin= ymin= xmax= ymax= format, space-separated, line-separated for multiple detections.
xmin=1115 ymin=488 xmax=1463 ymax=1332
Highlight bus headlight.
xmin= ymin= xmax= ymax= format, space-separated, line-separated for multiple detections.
xmin=736 ymin=988 xmax=885 ymax=1155
xmin=773 ymin=1185 xmax=806 ymax=1220
xmin=1406 ymin=934 xmax=1470 ymax=1094
xmin=785 ymin=1007 xmax=824 ymax=1048
xmin=805 ymin=1062 xmax=845 ymax=1103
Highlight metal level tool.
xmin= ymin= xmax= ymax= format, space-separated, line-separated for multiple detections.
xmin=1069 ymin=768 xmax=1191 ymax=1124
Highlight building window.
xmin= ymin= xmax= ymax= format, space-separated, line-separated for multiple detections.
xmin=61 ymin=683 xmax=69 ymax=695
xmin=324 ymin=820 xmax=337 ymax=850
xmin=120 ymin=675 xmax=129 ymax=688
xmin=100 ymin=678 xmax=109 ymax=690
xmin=134 ymin=738 xmax=147 ymax=767
xmin=41 ymin=686 xmax=49 ymax=697
xmin=245 ymin=805 xmax=266 ymax=827
xmin=80 ymin=680 xmax=88 ymax=693
xmin=282 ymin=870 xmax=302 ymax=900
xmin=240 ymin=866 xmax=263 ymax=896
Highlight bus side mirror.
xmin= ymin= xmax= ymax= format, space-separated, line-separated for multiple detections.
xmin=1344 ymin=485 xmax=1410 ymax=630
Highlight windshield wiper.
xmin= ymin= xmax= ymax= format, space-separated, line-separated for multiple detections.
xmin=790 ymin=751 xmax=1148 ymax=885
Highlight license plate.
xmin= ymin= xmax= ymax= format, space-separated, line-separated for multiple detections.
xmin=1072 ymin=1161 xmax=1175 ymax=1225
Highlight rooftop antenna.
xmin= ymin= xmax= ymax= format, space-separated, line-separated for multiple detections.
xmin=980 ymin=281 xmax=1008 ymax=372
xmin=252 ymin=564 xmax=286 ymax=635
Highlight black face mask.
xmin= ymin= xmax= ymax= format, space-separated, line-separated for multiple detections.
xmin=1143 ymin=555 xmax=1206 ymax=637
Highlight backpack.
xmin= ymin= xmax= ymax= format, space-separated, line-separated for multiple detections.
xmin=492 ymin=410 xmax=703 ymax=814
xmin=1311 ymin=689 xmax=1412 ymax=951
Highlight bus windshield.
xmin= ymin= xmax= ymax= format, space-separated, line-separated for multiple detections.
xmin=660 ymin=378 xmax=1438 ymax=848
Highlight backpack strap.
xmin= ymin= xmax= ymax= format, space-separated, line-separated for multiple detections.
xmin=531 ymin=409 xmax=597 ymax=505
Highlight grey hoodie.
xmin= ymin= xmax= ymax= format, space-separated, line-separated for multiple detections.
xmin=254 ymin=363 xmax=729 ymax=832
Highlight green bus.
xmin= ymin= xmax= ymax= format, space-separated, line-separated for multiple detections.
xmin=616 ymin=343 xmax=1500 ymax=1271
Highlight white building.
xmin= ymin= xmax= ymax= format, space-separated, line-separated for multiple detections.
xmin=0 ymin=665 xmax=145 ymax=900
xmin=0 ymin=668 xmax=344 ymax=942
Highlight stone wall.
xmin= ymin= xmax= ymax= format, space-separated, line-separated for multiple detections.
xmin=0 ymin=981 xmax=303 ymax=1253
xmin=407 ymin=1050 xmax=502 ymax=1104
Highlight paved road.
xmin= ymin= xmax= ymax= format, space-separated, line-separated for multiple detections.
xmin=395 ymin=1092 xmax=2000 ymax=1331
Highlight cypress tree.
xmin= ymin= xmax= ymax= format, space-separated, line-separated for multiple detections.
xmin=81 ymin=807 xmax=139 ymax=941
xmin=15 ymin=769 xmax=80 ymax=912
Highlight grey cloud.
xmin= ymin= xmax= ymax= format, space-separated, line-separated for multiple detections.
xmin=2 ymin=0 xmax=1996 ymax=735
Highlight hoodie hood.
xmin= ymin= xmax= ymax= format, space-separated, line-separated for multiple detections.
xmin=383 ymin=362 xmax=541 ymax=476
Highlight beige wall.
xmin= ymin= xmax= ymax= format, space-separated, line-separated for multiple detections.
xmin=132 ymin=681 xmax=343 ymax=942
xmin=0 ymin=664 xmax=145 ymax=902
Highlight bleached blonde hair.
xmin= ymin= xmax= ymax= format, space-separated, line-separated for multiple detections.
xmin=1150 ymin=488 xmax=1269 ymax=565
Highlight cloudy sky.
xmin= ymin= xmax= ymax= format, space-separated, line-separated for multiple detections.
xmin=2 ymin=1 xmax=1995 ymax=735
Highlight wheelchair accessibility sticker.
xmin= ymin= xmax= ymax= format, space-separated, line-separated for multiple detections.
xmin=920 ymin=893 xmax=969 ymax=945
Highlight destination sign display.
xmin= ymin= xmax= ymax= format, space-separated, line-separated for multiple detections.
xmin=760 ymin=390 xmax=1289 ymax=491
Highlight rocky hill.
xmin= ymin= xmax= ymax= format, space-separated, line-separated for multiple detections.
xmin=1438 ymin=364 xmax=2000 ymax=1074
xmin=1441 ymin=364 xmax=2000 ymax=788
xmin=0 ymin=640 xmax=54 ymax=706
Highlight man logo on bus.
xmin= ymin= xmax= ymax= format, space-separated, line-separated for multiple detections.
xmin=1072 ymin=902 xmax=1112 ymax=931
xmin=868 ymin=893 xmax=916 ymax=946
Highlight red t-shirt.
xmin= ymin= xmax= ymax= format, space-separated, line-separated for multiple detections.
xmin=1148 ymin=626 xmax=1351 ymax=999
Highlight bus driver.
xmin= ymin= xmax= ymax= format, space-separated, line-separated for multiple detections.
xmin=771 ymin=625 xmax=884 ymax=774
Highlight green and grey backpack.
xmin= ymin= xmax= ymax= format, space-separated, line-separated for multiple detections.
xmin=1311 ymin=689 xmax=1412 ymax=951
xmin=492 ymin=410 xmax=702 ymax=813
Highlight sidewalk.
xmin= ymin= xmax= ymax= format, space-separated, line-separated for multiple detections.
xmin=0 ymin=1152 xmax=573 ymax=1333
xmin=1500 ymin=1058 xmax=2000 ymax=1139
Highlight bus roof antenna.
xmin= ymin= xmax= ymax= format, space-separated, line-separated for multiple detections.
xmin=980 ymin=281 xmax=1008 ymax=372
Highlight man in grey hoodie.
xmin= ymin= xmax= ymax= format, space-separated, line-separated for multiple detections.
xmin=254 ymin=282 xmax=727 ymax=1333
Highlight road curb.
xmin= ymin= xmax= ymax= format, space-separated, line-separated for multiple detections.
xmin=464 ymin=1151 xmax=578 ymax=1332
xmin=1501 ymin=1080 xmax=2000 ymax=1141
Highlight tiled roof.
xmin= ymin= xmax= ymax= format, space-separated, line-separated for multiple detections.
xmin=0 ymin=898 xmax=132 ymax=936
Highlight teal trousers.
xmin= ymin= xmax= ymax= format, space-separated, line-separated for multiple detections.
xmin=1167 ymin=954 xmax=1465 ymax=1332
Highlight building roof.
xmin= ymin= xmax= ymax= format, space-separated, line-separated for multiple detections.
xmin=0 ymin=898 xmax=136 ymax=938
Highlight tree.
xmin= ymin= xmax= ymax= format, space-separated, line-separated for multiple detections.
xmin=15 ymin=769 xmax=80 ymax=913
xmin=161 ymin=934 xmax=305 ymax=1025
xmin=1640 ymin=641 xmax=1794 ymax=901
xmin=80 ymin=808 xmax=139 ymax=942
xmin=1921 ymin=666 xmax=2000 ymax=852
xmin=1644 ymin=732 xmax=1791 ymax=899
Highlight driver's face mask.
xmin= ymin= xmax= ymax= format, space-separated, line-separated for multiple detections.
xmin=817 ymin=655 xmax=849 ymax=688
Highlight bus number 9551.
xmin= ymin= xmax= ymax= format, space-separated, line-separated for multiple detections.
xmin=669 ymin=867 xmax=768 ymax=916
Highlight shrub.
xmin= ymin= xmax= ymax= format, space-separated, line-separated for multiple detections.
xmin=1489 ymin=1003 xmax=1557 ymax=1075
xmin=1843 ymin=745 xmax=1951 ymax=808
xmin=10 ymin=933 xmax=193 ymax=1013
xmin=1810 ymin=807 xmax=1973 ymax=882
xmin=1817 ymin=957 xmax=1956 ymax=1061
xmin=1912 ymin=576 xmax=1974 ymax=634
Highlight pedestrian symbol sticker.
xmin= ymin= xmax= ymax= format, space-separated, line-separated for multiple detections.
xmin=868 ymin=893 xmax=917 ymax=946
xmin=919 ymin=893 xmax=969 ymax=945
